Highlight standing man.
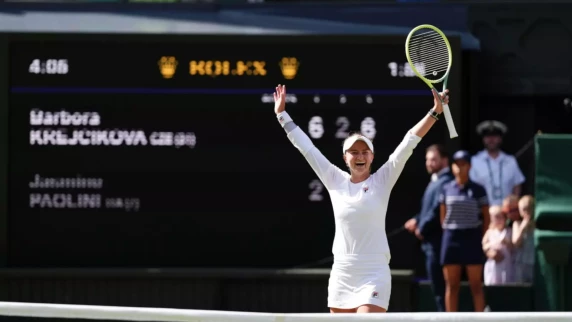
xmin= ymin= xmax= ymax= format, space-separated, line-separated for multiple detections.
xmin=405 ymin=144 xmax=453 ymax=312
xmin=470 ymin=120 xmax=526 ymax=206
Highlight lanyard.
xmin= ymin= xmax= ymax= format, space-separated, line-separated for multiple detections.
xmin=485 ymin=158 xmax=504 ymax=198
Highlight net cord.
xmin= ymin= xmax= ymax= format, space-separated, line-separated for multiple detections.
xmin=0 ymin=301 xmax=571 ymax=322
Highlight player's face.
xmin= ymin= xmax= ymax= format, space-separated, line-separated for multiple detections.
xmin=344 ymin=141 xmax=374 ymax=175
xmin=425 ymin=150 xmax=445 ymax=174
xmin=452 ymin=159 xmax=470 ymax=178
xmin=483 ymin=134 xmax=502 ymax=151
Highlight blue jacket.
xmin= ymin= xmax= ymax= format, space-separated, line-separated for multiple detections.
xmin=414 ymin=169 xmax=454 ymax=244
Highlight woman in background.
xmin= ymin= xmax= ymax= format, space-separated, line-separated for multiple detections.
xmin=440 ymin=150 xmax=489 ymax=312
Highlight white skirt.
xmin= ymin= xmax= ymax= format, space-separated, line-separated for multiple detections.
xmin=327 ymin=254 xmax=392 ymax=310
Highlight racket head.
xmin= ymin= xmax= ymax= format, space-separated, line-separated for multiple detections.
xmin=405 ymin=24 xmax=453 ymax=85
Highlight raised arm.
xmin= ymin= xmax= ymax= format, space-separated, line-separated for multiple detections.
xmin=512 ymin=218 xmax=532 ymax=247
xmin=375 ymin=90 xmax=450 ymax=188
xmin=410 ymin=89 xmax=449 ymax=138
xmin=274 ymin=85 xmax=345 ymax=189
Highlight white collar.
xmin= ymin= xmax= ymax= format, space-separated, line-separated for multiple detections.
xmin=477 ymin=149 xmax=507 ymax=161
xmin=431 ymin=167 xmax=450 ymax=182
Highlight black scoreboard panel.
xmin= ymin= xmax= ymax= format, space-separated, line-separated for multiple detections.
xmin=4 ymin=34 xmax=461 ymax=268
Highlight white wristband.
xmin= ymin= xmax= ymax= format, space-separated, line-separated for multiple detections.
xmin=277 ymin=111 xmax=293 ymax=128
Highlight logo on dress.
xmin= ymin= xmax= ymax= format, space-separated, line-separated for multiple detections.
xmin=363 ymin=186 xmax=369 ymax=193
xmin=372 ymin=291 xmax=378 ymax=298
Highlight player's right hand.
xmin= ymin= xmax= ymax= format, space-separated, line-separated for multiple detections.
xmin=274 ymin=84 xmax=286 ymax=115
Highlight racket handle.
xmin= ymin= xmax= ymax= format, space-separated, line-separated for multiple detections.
xmin=442 ymin=104 xmax=458 ymax=138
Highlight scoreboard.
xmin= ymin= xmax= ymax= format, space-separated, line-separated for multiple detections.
xmin=0 ymin=34 xmax=461 ymax=268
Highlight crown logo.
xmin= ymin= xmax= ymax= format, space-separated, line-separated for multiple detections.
xmin=158 ymin=56 xmax=178 ymax=79
xmin=279 ymin=57 xmax=299 ymax=80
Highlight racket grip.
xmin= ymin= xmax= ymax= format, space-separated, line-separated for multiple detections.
xmin=441 ymin=104 xmax=458 ymax=138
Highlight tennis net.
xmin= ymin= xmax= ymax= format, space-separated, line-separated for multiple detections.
xmin=0 ymin=302 xmax=571 ymax=322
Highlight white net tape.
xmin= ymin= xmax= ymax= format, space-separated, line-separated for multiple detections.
xmin=0 ymin=302 xmax=571 ymax=322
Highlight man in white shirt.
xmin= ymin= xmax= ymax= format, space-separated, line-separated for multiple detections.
xmin=469 ymin=120 xmax=526 ymax=206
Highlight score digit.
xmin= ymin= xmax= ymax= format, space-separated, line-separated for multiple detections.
xmin=308 ymin=116 xmax=325 ymax=139
xmin=335 ymin=116 xmax=350 ymax=139
xmin=361 ymin=117 xmax=377 ymax=139
xmin=309 ymin=179 xmax=324 ymax=202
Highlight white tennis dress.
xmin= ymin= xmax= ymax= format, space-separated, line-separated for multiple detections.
xmin=278 ymin=111 xmax=422 ymax=310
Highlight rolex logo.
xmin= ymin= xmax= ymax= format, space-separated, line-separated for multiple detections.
xmin=279 ymin=57 xmax=299 ymax=80
xmin=158 ymin=56 xmax=178 ymax=79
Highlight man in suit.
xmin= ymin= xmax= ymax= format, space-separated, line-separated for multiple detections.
xmin=404 ymin=144 xmax=453 ymax=312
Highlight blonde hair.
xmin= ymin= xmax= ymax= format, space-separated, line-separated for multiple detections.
xmin=519 ymin=195 xmax=535 ymax=214
xmin=489 ymin=205 xmax=503 ymax=217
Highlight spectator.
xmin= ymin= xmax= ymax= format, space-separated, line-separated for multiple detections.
xmin=502 ymin=194 xmax=522 ymax=226
xmin=440 ymin=150 xmax=489 ymax=312
xmin=483 ymin=205 xmax=514 ymax=285
xmin=512 ymin=195 xmax=535 ymax=283
xmin=470 ymin=120 xmax=526 ymax=206
xmin=404 ymin=144 xmax=453 ymax=312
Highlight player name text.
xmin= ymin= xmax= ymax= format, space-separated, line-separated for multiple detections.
xmin=30 ymin=193 xmax=102 ymax=209
xmin=29 ymin=129 xmax=196 ymax=148
xmin=29 ymin=174 xmax=103 ymax=189
xmin=30 ymin=109 xmax=101 ymax=126
xmin=29 ymin=193 xmax=141 ymax=212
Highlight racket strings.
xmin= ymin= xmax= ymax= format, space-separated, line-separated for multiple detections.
xmin=410 ymin=46 xmax=449 ymax=73
xmin=407 ymin=29 xmax=450 ymax=80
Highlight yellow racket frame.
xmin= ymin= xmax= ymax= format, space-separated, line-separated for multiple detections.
xmin=405 ymin=24 xmax=453 ymax=87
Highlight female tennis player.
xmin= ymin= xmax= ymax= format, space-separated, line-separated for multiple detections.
xmin=274 ymin=84 xmax=449 ymax=313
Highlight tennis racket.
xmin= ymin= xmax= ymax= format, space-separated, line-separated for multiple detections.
xmin=405 ymin=24 xmax=458 ymax=138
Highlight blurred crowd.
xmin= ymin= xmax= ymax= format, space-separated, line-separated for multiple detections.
xmin=404 ymin=120 xmax=536 ymax=312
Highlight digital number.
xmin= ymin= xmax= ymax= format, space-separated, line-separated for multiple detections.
xmin=388 ymin=62 xmax=398 ymax=77
xmin=309 ymin=116 xmax=377 ymax=140
xmin=29 ymin=59 xmax=69 ymax=75
xmin=28 ymin=60 xmax=41 ymax=74
xmin=412 ymin=62 xmax=425 ymax=77
xmin=335 ymin=116 xmax=350 ymax=139
xmin=308 ymin=116 xmax=325 ymax=139
xmin=309 ymin=179 xmax=324 ymax=202
xmin=404 ymin=64 xmax=416 ymax=77
xmin=388 ymin=62 xmax=417 ymax=78
xmin=361 ymin=117 xmax=377 ymax=139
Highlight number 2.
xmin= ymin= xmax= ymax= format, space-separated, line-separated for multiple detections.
xmin=335 ymin=116 xmax=349 ymax=139
xmin=309 ymin=179 xmax=324 ymax=202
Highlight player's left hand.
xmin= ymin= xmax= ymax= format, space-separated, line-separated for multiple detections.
xmin=431 ymin=89 xmax=449 ymax=114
